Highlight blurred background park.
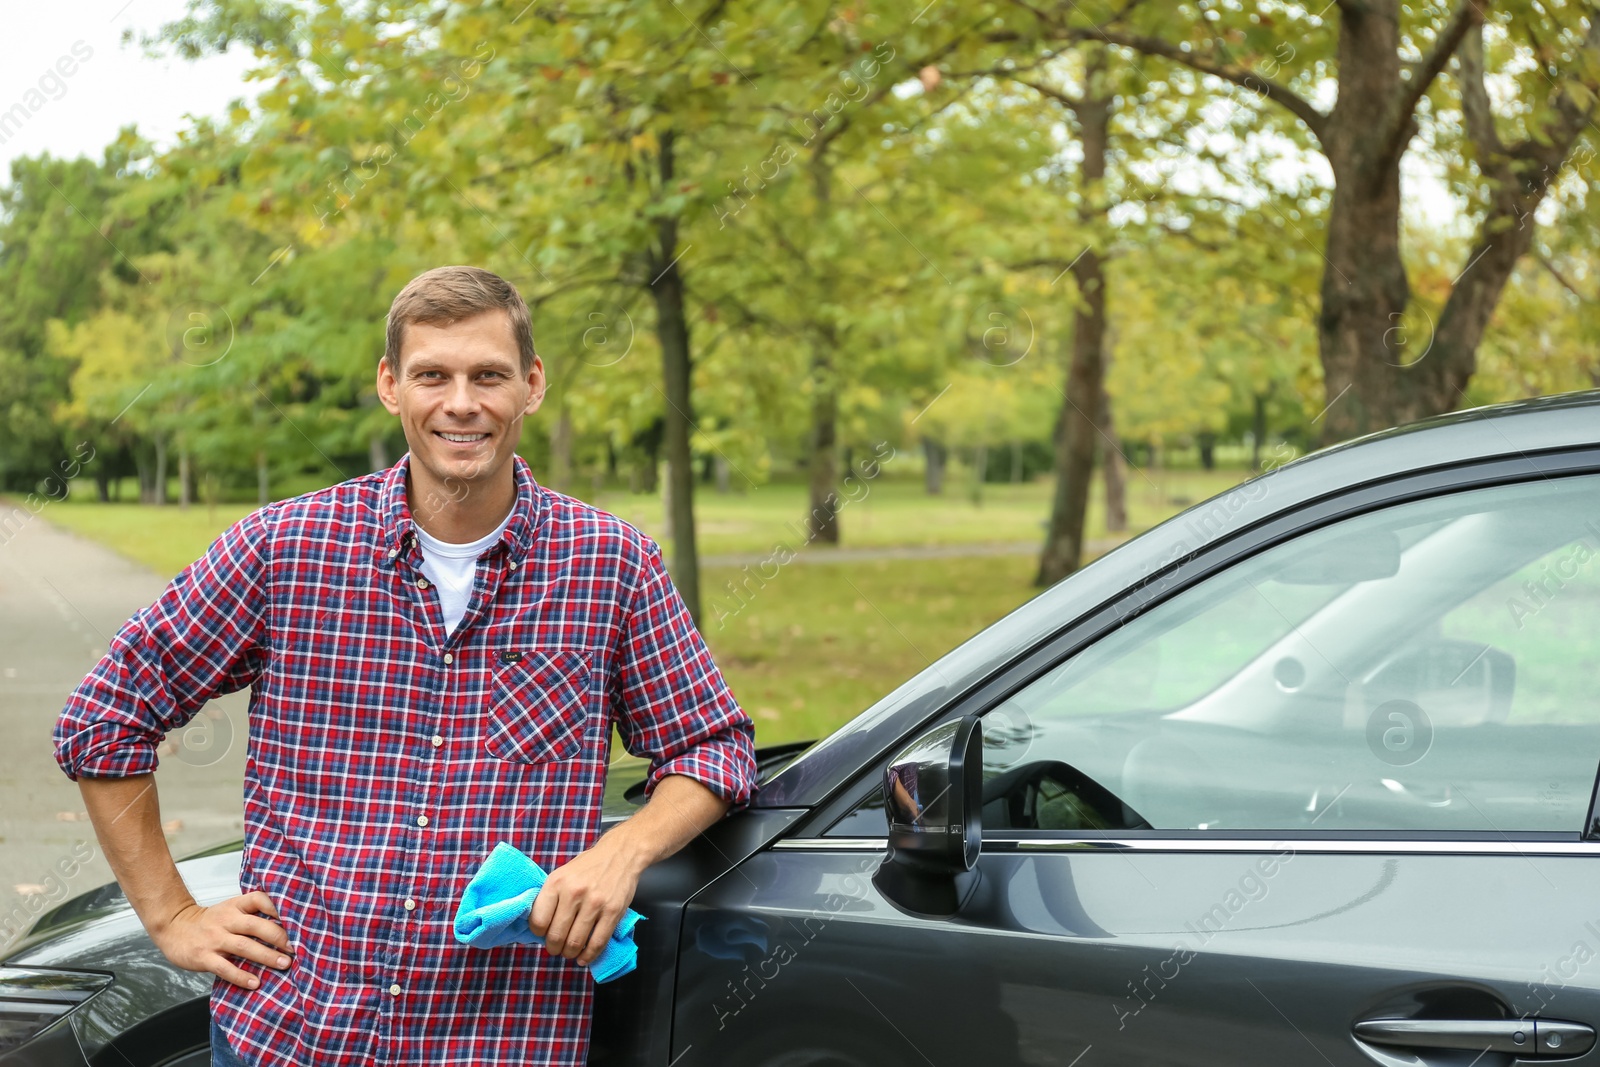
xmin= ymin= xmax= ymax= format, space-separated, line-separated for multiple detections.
xmin=3 ymin=0 xmax=1600 ymax=753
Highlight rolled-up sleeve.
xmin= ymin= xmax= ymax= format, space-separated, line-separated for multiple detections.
xmin=611 ymin=538 xmax=757 ymax=810
xmin=53 ymin=507 xmax=274 ymax=781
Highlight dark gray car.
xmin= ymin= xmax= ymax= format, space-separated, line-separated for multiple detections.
xmin=9 ymin=391 xmax=1600 ymax=1066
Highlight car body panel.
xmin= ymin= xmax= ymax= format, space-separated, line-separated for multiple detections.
xmin=680 ymin=843 xmax=1600 ymax=1065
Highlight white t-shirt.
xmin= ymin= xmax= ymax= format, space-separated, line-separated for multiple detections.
xmin=415 ymin=510 xmax=513 ymax=637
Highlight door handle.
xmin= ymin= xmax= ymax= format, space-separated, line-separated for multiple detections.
xmin=1353 ymin=1017 xmax=1595 ymax=1058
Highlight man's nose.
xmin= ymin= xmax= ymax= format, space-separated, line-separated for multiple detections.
xmin=441 ymin=375 xmax=479 ymax=417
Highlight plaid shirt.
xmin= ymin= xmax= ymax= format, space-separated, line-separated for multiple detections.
xmin=54 ymin=454 xmax=757 ymax=1066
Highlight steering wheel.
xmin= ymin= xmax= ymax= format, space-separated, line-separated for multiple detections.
xmin=982 ymin=759 xmax=1150 ymax=831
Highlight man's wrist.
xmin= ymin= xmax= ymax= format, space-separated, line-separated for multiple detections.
xmin=592 ymin=820 xmax=659 ymax=876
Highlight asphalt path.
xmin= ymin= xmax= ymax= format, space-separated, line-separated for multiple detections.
xmin=0 ymin=502 xmax=248 ymax=951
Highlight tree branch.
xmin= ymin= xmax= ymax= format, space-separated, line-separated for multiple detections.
xmin=797 ymin=21 xmax=990 ymax=159
xmin=1535 ymin=250 xmax=1591 ymax=302
xmin=1033 ymin=27 xmax=1330 ymax=141
xmin=1456 ymin=19 xmax=1506 ymax=164
xmin=1013 ymin=76 xmax=1083 ymax=109
xmin=1386 ymin=0 xmax=1486 ymax=164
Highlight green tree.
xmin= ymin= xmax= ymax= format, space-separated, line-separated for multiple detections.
xmin=988 ymin=1 xmax=1600 ymax=442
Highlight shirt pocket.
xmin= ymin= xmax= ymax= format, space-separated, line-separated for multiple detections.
xmin=483 ymin=647 xmax=593 ymax=764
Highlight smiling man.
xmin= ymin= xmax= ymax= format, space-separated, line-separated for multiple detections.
xmin=54 ymin=265 xmax=757 ymax=1066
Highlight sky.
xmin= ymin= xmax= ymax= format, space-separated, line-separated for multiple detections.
xmin=1 ymin=0 xmax=258 ymax=179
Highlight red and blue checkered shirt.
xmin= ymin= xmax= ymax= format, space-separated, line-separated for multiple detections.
xmin=54 ymin=454 xmax=758 ymax=1066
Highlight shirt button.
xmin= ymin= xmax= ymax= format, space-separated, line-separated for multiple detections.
xmin=443 ymin=653 xmax=453 ymax=665
xmin=388 ymin=547 xmax=399 ymax=558
xmin=416 ymin=815 xmax=429 ymax=827
xmin=509 ymin=560 xmax=519 ymax=570
xmin=417 ymin=578 xmax=430 ymax=590
xmin=431 ymin=735 xmax=444 ymax=748
xmin=389 ymin=983 xmax=401 ymax=996
xmin=403 ymin=898 xmax=416 ymax=911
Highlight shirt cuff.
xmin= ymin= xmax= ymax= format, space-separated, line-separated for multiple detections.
xmin=645 ymin=722 xmax=759 ymax=811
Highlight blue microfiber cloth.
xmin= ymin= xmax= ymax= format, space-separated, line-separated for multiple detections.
xmin=454 ymin=842 xmax=645 ymax=983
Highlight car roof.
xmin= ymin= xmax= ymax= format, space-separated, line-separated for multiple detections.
xmin=753 ymin=388 xmax=1600 ymax=809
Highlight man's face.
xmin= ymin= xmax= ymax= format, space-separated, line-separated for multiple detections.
xmin=376 ymin=309 xmax=545 ymax=494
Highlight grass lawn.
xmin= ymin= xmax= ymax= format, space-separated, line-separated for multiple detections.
xmin=29 ymin=464 xmax=1254 ymax=745
xmin=701 ymin=552 xmax=1044 ymax=745
xmin=40 ymin=464 xmax=1251 ymax=576
xmin=596 ymin=464 xmax=1251 ymax=559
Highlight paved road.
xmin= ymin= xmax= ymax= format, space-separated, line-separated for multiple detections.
xmin=0 ymin=503 xmax=247 ymax=951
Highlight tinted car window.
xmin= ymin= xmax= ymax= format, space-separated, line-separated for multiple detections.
xmin=829 ymin=475 xmax=1600 ymax=836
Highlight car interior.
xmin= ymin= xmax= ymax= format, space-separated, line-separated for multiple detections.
xmin=832 ymin=474 xmax=1600 ymax=838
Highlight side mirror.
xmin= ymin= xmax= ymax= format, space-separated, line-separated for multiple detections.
xmin=872 ymin=715 xmax=983 ymax=917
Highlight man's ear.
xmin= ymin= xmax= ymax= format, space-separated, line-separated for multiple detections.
xmin=377 ymin=355 xmax=402 ymax=416
xmin=523 ymin=356 xmax=547 ymax=417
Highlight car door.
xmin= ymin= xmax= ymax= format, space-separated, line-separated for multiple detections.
xmin=672 ymin=459 xmax=1600 ymax=1067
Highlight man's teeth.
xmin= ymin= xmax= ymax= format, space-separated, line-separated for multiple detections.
xmin=440 ymin=433 xmax=488 ymax=442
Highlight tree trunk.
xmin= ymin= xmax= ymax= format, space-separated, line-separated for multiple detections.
xmin=152 ymin=437 xmax=168 ymax=507
xmin=971 ymin=442 xmax=988 ymax=507
xmin=661 ymin=462 xmax=674 ymax=541
xmin=647 ymin=130 xmax=701 ymax=621
xmin=369 ymin=431 xmax=389 ymax=472
xmin=94 ymin=467 xmax=109 ymax=503
xmin=634 ymin=417 xmax=662 ymax=494
xmin=1099 ymin=382 xmax=1126 ymax=534
xmin=1251 ymin=393 xmax=1267 ymax=471
xmin=179 ymin=448 xmax=192 ymax=510
xmin=922 ymin=438 xmax=947 ymax=495
xmin=1197 ymin=432 xmax=1216 ymax=471
xmin=549 ymin=405 xmax=573 ymax=491
xmin=805 ymin=345 xmax=840 ymax=545
xmin=805 ymin=156 xmax=842 ymax=546
xmin=256 ymin=451 xmax=270 ymax=506
xmin=1037 ymin=61 xmax=1111 ymax=587
xmin=715 ymin=455 xmax=730 ymax=494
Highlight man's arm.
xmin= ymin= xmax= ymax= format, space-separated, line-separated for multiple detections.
xmin=530 ymin=536 xmax=757 ymax=965
xmin=55 ymin=508 xmax=289 ymax=989
xmin=79 ymin=774 xmax=292 ymax=988
xmin=529 ymin=774 xmax=728 ymax=965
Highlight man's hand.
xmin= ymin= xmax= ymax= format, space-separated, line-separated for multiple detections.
xmin=528 ymin=839 xmax=641 ymax=966
xmin=78 ymin=775 xmax=294 ymax=991
xmin=528 ymin=774 xmax=731 ymax=966
xmin=150 ymin=892 xmax=293 ymax=990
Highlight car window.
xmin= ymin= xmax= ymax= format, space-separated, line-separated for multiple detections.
xmin=828 ymin=474 xmax=1600 ymax=837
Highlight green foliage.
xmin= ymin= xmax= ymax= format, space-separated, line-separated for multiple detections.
xmin=1 ymin=0 xmax=1594 ymax=526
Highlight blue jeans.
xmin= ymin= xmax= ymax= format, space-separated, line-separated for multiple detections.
xmin=210 ymin=1018 xmax=248 ymax=1067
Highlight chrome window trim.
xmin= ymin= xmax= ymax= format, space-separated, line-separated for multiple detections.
xmin=773 ymin=836 xmax=1600 ymax=856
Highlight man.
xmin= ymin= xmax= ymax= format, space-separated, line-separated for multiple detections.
xmin=53 ymin=265 xmax=757 ymax=1066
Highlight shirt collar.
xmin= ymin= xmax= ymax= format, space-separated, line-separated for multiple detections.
xmin=379 ymin=452 xmax=544 ymax=566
